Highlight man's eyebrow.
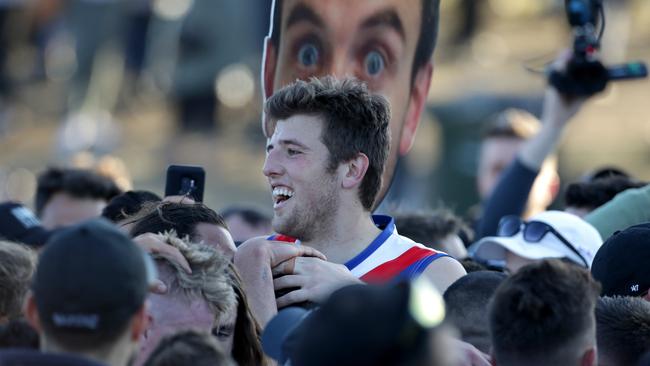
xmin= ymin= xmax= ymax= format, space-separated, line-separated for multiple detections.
xmin=285 ymin=3 xmax=325 ymax=30
xmin=279 ymin=139 xmax=310 ymax=150
xmin=359 ymin=8 xmax=405 ymax=42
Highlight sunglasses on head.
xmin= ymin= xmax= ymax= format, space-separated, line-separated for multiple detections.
xmin=497 ymin=215 xmax=589 ymax=268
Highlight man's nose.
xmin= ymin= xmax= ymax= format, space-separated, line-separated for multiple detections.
xmin=262 ymin=150 xmax=283 ymax=177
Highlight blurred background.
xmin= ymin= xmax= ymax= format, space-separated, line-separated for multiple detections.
xmin=0 ymin=0 xmax=648 ymax=217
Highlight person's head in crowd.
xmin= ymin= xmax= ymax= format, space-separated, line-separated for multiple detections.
xmin=0 ymin=318 xmax=39 ymax=350
xmin=24 ymin=219 xmax=150 ymax=366
xmin=394 ymin=209 xmax=472 ymax=259
xmin=489 ymin=259 xmax=601 ymax=366
xmin=137 ymin=234 xmax=264 ymax=366
xmin=129 ymin=202 xmax=236 ymax=260
xmin=458 ymin=258 xmax=490 ymax=273
xmin=102 ymin=190 xmax=162 ymax=231
xmin=591 ymin=223 xmax=650 ymax=300
xmin=477 ymin=109 xmax=559 ymax=216
xmin=143 ymin=330 xmax=236 ymax=366
xmin=581 ymin=166 xmax=631 ymax=183
xmin=263 ymin=0 xmax=440 ymax=206
xmin=472 ymin=210 xmax=602 ymax=274
xmin=443 ymin=271 xmax=506 ymax=354
xmin=35 ymin=167 xmax=123 ymax=229
xmin=0 ymin=241 xmax=36 ymax=324
xmin=564 ymin=175 xmax=645 ymax=218
xmin=267 ymin=279 xmax=452 ymax=366
xmin=264 ymin=76 xmax=389 ymax=238
xmin=595 ymin=296 xmax=650 ymax=366
xmin=220 ymin=205 xmax=272 ymax=245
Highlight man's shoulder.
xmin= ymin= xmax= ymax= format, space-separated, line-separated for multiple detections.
xmin=0 ymin=350 xmax=106 ymax=366
xmin=421 ymin=255 xmax=467 ymax=293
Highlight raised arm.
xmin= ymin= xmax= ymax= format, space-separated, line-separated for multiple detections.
xmin=476 ymin=53 xmax=586 ymax=238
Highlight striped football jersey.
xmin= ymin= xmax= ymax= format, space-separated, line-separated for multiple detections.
xmin=268 ymin=215 xmax=449 ymax=283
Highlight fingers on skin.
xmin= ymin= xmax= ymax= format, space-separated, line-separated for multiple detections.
xmin=273 ymin=275 xmax=303 ymax=290
xmin=276 ymin=289 xmax=309 ymax=309
xmin=134 ymin=233 xmax=192 ymax=274
xmin=271 ymin=258 xmax=296 ymax=277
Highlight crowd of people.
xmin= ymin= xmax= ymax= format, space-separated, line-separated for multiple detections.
xmin=1 ymin=0 xmax=649 ymax=365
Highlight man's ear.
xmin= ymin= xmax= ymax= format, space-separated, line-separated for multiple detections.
xmin=399 ymin=62 xmax=433 ymax=155
xmin=131 ymin=304 xmax=149 ymax=342
xmin=341 ymin=153 xmax=370 ymax=190
xmin=580 ymin=346 xmax=597 ymax=366
xmin=24 ymin=293 xmax=42 ymax=333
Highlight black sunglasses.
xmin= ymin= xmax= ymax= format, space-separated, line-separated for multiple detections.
xmin=497 ymin=215 xmax=589 ymax=268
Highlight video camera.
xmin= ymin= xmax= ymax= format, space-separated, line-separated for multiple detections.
xmin=549 ymin=0 xmax=647 ymax=97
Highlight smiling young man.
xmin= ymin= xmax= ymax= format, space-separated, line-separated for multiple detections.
xmin=262 ymin=0 xmax=438 ymax=206
xmin=235 ymin=77 xmax=465 ymax=327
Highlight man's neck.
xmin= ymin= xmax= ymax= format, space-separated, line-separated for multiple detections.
xmin=301 ymin=209 xmax=382 ymax=264
xmin=42 ymin=336 xmax=133 ymax=366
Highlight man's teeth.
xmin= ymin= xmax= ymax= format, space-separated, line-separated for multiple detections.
xmin=272 ymin=187 xmax=294 ymax=198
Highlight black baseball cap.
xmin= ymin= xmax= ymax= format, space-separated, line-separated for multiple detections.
xmin=591 ymin=223 xmax=650 ymax=297
xmin=280 ymin=279 xmax=445 ymax=366
xmin=0 ymin=202 xmax=58 ymax=247
xmin=32 ymin=218 xmax=153 ymax=334
xmin=262 ymin=307 xmax=312 ymax=364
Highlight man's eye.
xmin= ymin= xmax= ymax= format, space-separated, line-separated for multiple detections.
xmin=298 ymin=43 xmax=319 ymax=68
xmin=364 ymin=50 xmax=385 ymax=77
xmin=287 ymin=148 xmax=300 ymax=156
xmin=212 ymin=327 xmax=232 ymax=339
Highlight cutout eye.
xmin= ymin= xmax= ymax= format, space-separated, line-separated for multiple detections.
xmin=298 ymin=43 xmax=319 ymax=68
xmin=364 ymin=50 xmax=385 ymax=77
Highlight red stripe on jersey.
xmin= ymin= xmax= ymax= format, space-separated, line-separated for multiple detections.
xmin=269 ymin=234 xmax=298 ymax=243
xmin=360 ymin=247 xmax=437 ymax=284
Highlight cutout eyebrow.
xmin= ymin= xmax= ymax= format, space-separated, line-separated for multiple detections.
xmin=359 ymin=8 xmax=405 ymax=42
xmin=285 ymin=3 xmax=325 ymax=30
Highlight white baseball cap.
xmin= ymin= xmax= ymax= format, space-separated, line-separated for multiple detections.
xmin=471 ymin=211 xmax=603 ymax=268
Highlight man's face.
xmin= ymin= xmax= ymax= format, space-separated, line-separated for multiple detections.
xmin=193 ymin=223 xmax=237 ymax=260
xmin=263 ymin=115 xmax=340 ymax=240
xmin=40 ymin=192 xmax=107 ymax=229
xmin=477 ymin=137 xmax=525 ymax=200
xmin=264 ymin=0 xmax=431 ymax=205
xmin=136 ymin=275 xmax=237 ymax=365
xmin=504 ymin=250 xmax=535 ymax=275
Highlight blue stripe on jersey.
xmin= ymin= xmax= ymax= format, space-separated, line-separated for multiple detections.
xmin=344 ymin=215 xmax=394 ymax=270
xmin=393 ymin=252 xmax=450 ymax=282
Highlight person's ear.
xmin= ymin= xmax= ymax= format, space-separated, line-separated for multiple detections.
xmin=131 ymin=304 xmax=149 ymax=342
xmin=580 ymin=346 xmax=597 ymax=366
xmin=24 ymin=293 xmax=42 ymax=333
xmin=399 ymin=62 xmax=433 ymax=155
xmin=341 ymin=153 xmax=370 ymax=190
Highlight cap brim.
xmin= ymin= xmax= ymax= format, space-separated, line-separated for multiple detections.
xmin=473 ymin=236 xmax=567 ymax=263
xmin=262 ymin=307 xmax=310 ymax=362
xmin=22 ymin=227 xmax=60 ymax=247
